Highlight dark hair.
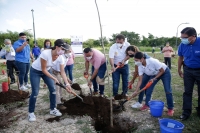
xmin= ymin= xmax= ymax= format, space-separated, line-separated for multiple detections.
xmin=44 ymin=39 xmax=52 ymax=48
xmin=181 ymin=27 xmax=197 ymax=37
xmin=125 ymin=45 xmax=139 ymax=55
xmin=116 ymin=34 xmax=125 ymax=40
xmin=83 ymin=47 xmax=92 ymax=53
xmin=134 ymin=52 xmax=144 ymax=59
xmin=19 ymin=32 xmax=26 ymax=36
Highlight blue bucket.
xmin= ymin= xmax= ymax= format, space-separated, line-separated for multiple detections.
xmin=159 ymin=118 xmax=184 ymax=133
xmin=149 ymin=100 xmax=164 ymax=117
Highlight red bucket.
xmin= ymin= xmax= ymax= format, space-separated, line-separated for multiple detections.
xmin=2 ymin=82 xmax=8 ymax=92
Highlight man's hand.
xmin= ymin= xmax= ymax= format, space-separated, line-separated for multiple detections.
xmin=23 ymin=41 xmax=28 ymax=46
xmin=132 ymin=90 xmax=138 ymax=97
xmin=111 ymin=66 xmax=116 ymax=72
xmin=178 ymin=70 xmax=184 ymax=78
xmin=87 ymin=80 xmax=92 ymax=88
xmin=84 ymin=71 xmax=89 ymax=76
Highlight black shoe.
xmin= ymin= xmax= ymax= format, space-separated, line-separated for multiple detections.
xmin=180 ymin=114 xmax=189 ymax=120
xmin=10 ymin=81 xmax=15 ymax=84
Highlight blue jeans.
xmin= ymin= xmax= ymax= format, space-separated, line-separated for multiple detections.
xmin=29 ymin=67 xmax=56 ymax=112
xmin=64 ymin=64 xmax=74 ymax=81
xmin=15 ymin=61 xmax=30 ymax=86
xmin=112 ymin=64 xmax=129 ymax=96
xmin=138 ymin=68 xmax=174 ymax=109
xmin=92 ymin=62 xmax=107 ymax=94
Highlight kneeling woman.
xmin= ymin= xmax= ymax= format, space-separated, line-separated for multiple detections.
xmin=133 ymin=52 xmax=174 ymax=116
xmin=28 ymin=39 xmax=72 ymax=122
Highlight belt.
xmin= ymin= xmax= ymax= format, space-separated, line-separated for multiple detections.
xmin=184 ymin=66 xmax=200 ymax=70
xmin=52 ymin=69 xmax=61 ymax=75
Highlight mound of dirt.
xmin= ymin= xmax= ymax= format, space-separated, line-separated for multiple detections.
xmin=46 ymin=95 xmax=137 ymax=133
xmin=114 ymin=94 xmax=128 ymax=100
xmin=0 ymin=89 xmax=29 ymax=104
xmin=71 ymin=83 xmax=81 ymax=90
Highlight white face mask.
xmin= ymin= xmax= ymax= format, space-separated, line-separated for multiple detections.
xmin=86 ymin=56 xmax=92 ymax=60
xmin=65 ymin=53 xmax=72 ymax=58
xmin=135 ymin=61 xmax=142 ymax=66
xmin=116 ymin=43 xmax=123 ymax=48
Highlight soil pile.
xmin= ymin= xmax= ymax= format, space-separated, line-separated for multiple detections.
xmin=114 ymin=94 xmax=128 ymax=100
xmin=0 ymin=89 xmax=29 ymax=104
xmin=47 ymin=95 xmax=137 ymax=133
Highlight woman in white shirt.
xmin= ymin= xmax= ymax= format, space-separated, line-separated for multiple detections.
xmin=28 ymin=39 xmax=72 ymax=122
xmin=133 ymin=52 xmax=174 ymax=116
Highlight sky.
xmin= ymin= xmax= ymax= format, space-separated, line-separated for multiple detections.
xmin=0 ymin=0 xmax=200 ymax=41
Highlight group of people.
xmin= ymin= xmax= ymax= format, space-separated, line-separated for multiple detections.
xmin=1 ymin=26 xmax=199 ymax=122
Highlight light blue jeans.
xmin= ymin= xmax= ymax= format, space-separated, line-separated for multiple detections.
xmin=138 ymin=68 xmax=174 ymax=109
xmin=29 ymin=67 xmax=56 ymax=113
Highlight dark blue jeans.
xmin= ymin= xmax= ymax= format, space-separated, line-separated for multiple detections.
xmin=112 ymin=64 xmax=129 ymax=96
xmin=92 ymin=62 xmax=107 ymax=94
xmin=15 ymin=61 xmax=30 ymax=86
xmin=138 ymin=68 xmax=174 ymax=109
xmin=182 ymin=66 xmax=200 ymax=116
xmin=64 ymin=64 xmax=74 ymax=81
xmin=29 ymin=67 xmax=56 ymax=113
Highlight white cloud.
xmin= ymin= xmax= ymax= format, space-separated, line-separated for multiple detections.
xmin=0 ymin=0 xmax=7 ymax=4
xmin=6 ymin=18 xmax=25 ymax=27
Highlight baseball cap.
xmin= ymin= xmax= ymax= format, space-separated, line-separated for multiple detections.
xmin=54 ymin=39 xmax=70 ymax=51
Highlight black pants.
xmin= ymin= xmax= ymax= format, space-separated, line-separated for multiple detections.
xmin=164 ymin=57 xmax=171 ymax=69
xmin=182 ymin=66 xmax=200 ymax=116
xmin=6 ymin=60 xmax=18 ymax=82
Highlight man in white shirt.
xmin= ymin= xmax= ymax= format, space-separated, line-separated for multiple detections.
xmin=109 ymin=34 xmax=130 ymax=97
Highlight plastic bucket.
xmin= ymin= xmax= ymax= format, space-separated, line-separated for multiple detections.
xmin=149 ymin=100 xmax=164 ymax=117
xmin=159 ymin=118 xmax=184 ymax=133
xmin=2 ymin=82 xmax=8 ymax=92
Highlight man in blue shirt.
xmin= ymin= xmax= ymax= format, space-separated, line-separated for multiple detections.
xmin=178 ymin=27 xmax=200 ymax=120
xmin=32 ymin=44 xmax=41 ymax=59
xmin=13 ymin=32 xmax=34 ymax=91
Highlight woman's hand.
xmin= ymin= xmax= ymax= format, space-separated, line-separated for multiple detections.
xmin=132 ymin=90 xmax=138 ymax=97
xmin=65 ymin=85 xmax=72 ymax=93
xmin=53 ymin=78 xmax=59 ymax=84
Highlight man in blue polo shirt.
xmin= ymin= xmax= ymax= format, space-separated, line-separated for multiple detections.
xmin=13 ymin=32 xmax=34 ymax=90
xmin=178 ymin=27 xmax=200 ymax=120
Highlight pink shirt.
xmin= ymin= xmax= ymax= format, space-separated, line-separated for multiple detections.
xmin=66 ymin=50 xmax=75 ymax=66
xmin=84 ymin=49 xmax=106 ymax=69
xmin=162 ymin=46 xmax=173 ymax=57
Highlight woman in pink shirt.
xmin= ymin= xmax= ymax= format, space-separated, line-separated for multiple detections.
xmin=162 ymin=42 xmax=174 ymax=69
xmin=64 ymin=46 xmax=75 ymax=82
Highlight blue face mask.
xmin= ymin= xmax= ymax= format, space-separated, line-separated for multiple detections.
xmin=181 ymin=38 xmax=190 ymax=45
xmin=19 ymin=38 xmax=26 ymax=43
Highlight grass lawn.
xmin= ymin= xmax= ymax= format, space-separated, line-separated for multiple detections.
xmin=73 ymin=50 xmax=200 ymax=133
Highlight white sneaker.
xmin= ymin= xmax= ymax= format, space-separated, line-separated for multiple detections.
xmin=25 ymin=83 xmax=31 ymax=88
xmin=20 ymin=85 xmax=28 ymax=91
xmin=28 ymin=113 xmax=36 ymax=122
xmin=50 ymin=108 xmax=62 ymax=116
xmin=131 ymin=102 xmax=142 ymax=108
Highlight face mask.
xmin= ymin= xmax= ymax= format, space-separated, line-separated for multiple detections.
xmin=65 ymin=53 xmax=72 ymax=58
xmin=57 ymin=49 xmax=65 ymax=55
xmin=86 ymin=56 xmax=92 ymax=60
xmin=181 ymin=38 xmax=190 ymax=45
xmin=116 ymin=43 xmax=123 ymax=48
xmin=135 ymin=61 xmax=142 ymax=66
xmin=129 ymin=54 xmax=134 ymax=58
xmin=19 ymin=38 xmax=26 ymax=43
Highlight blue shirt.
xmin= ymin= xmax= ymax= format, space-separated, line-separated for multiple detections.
xmin=32 ymin=47 xmax=41 ymax=56
xmin=178 ymin=37 xmax=200 ymax=68
xmin=13 ymin=39 xmax=30 ymax=63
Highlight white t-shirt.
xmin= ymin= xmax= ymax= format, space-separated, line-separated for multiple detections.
xmin=52 ymin=55 xmax=68 ymax=72
xmin=109 ymin=42 xmax=130 ymax=65
xmin=138 ymin=57 xmax=167 ymax=76
xmin=32 ymin=49 xmax=65 ymax=71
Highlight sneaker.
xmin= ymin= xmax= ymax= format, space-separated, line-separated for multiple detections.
xmin=131 ymin=102 xmax=142 ymax=109
xmin=28 ymin=113 xmax=36 ymax=122
xmin=57 ymin=104 xmax=67 ymax=110
xmin=20 ymin=85 xmax=28 ymax=91
xmin=143 ymin=96 xmax=146 ymax=101
xmin=140 ymin=104 xmax=149 ymax=111
xmin=50 ymin=108 xmax=62 ymax=116
xmin=25 ymin=83 xmax=31 ymax=88
xmin=100 ymin=94 xmax=108 ymax=98
xmin=167 ymin=109 xmax=174 ymax=116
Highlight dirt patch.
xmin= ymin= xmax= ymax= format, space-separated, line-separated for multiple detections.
xmin=71 ymin=83 xmax=81 ymax=90
xmin=0 ymin=89 xmax=29 ymax=104
xmin=114 ymin=94 xmax=128 ymax=100
xmin=46 ymin=95 xmax=137 ymax=133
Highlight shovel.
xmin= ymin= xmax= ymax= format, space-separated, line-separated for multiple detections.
xmin=118 ymin=81 xmax=153 ymax=108
xmin=96 ymin=62 xmax=124 ymax=85
xmin=84 ymin=73 xmax=93 ymax=96
xmin=56 ymin=82 xmax=94 ymax=105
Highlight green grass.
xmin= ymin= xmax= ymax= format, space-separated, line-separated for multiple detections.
xmin=72 ymin=50 xmax=200 ymax=133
